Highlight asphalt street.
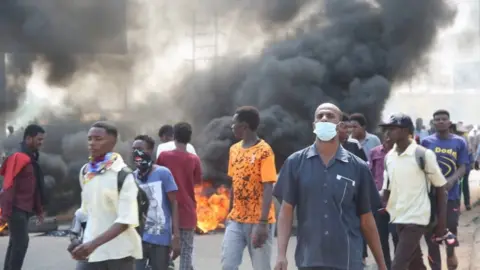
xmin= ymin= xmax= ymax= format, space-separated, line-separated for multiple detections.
xmin=1 ymin=172 xmax=480 ymax=270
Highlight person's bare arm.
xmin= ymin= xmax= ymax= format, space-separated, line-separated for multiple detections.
xmin=260 ymin=183 xmax=274 ymax=222
xmin=273 ymin=154 xmax=297 ymax=263
xmin=446 ymin=139 xmax=469 ymax=189
xmin=360 ymin=212 xmax=386 ymax=269
xmin=228 ymin=187 xmax=234 ymax=213
xmin=90 ymin=223 xmax=129 ymax=248
xmin=358 ymin=165 xmax=386 ymax=270
xmin=425 ymin=150 xmax=449 ymax=235
xmin=167 ymin=191 xmax=180 ymax=237
xmin=277 ymin=202 xmax=294 ymax=258
xmin=445 ymin=164 xmax=465 ymax=189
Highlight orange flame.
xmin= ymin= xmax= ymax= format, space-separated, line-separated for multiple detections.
xmin=0 ymin=209 xmax=6 ymax=233
xmin=195 ymin=182 xmax=230 ymax=233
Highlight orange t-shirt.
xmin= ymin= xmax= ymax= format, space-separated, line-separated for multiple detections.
xmin=227 ymin=140 xmax=277 ymax=224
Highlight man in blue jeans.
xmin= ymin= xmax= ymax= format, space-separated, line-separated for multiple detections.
xmin=222 ymin=106 xmax=277 ymax=270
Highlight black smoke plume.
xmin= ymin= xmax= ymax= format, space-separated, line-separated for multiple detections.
xmin=182 ymin=0 xmax=455 ymax=183
xmin=0 ymin=0 xmax=455 ymax=214
xmin=0 ymin=0 xmax=126 ymax=103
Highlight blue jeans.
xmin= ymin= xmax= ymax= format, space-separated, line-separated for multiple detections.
xmin=221 ymin=221 xmax=274 ymax=270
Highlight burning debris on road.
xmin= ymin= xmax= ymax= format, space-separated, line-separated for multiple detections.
xmin=0 ymin=209 xmax=6 ymax=234
xmin=195 ymin=182 xmax=231 ymax=234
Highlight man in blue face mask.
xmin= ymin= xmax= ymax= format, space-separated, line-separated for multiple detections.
xmin=273 ymin=103 xmax=387 ymax=270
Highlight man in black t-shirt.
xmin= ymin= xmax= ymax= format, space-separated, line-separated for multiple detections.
xmin=339 ymin=113 xmax=368 ymax=161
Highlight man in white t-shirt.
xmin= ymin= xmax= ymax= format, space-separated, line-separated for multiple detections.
xmin=156 ymin=125 xmax=196 ymax=158
xmin=71 ymin=121 xmax=142 ymax=270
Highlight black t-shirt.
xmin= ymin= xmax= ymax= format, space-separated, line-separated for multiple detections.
xmin=343 ymin=140 xmax=381 ymax=212
xmin=342 ymin=140 xmax=368 ymax=162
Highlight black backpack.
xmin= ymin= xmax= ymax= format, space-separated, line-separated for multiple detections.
xmin=384 ymin=145 xmax=437 ymax=231
xmin=80 ymin=165 xmax=150 ymax=235
xmin=117 ymin=167 xmax=150 ymax=235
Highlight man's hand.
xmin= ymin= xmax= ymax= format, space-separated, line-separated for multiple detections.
xmin=444 ymin=181 xmax=455 ymax=191
xmin=72 ymin=241 xmax=98 ymax=260
xmin=274 ymin=256 xmax=288 ymax=270
xmin=170 ymin=234 xmax=181 ymax=260
xmin=67 ymin=239 xmax=82 ymax=255
xmin=36 ymin=213 xmax=45 ymax=226
xmin=434 ymin=226 xmax=447 ymax=240
xmin=251 ymin=223 xmax=269 ymax=249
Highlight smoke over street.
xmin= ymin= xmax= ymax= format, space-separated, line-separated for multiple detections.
xmin=0 ymin=0 xmax=455 ymax=213
xmin=183 ymin=0 xmax=455 ymax=182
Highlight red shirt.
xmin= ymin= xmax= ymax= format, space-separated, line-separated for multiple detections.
xmin=0 ymin=154 xmax=43 ymax=219
xmin=156 ymin=150 xmax=202 ymax=229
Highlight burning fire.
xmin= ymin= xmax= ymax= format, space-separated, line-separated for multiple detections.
xmin=195 ymin=182 xmax=230 ymax=233
xmin=0 ymin=209 xmax=6 ymax=233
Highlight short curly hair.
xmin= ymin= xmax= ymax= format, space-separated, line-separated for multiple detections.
xmin=174 ymin=122 xmax=193 ymax=144
xmin=350 ymin=113 xmax=367 ymax=127
xmin=134 ymin=134 xmax=156 ymax=151
xmin=235 ymin=106 xmax=260 ymax=131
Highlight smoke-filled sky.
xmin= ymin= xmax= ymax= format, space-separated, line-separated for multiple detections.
xmin=1 ymin=0 xmax=458 ymax=192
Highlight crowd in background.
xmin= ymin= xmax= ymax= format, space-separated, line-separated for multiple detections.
xmin=0 ymin=104 xmax=478 ymax=270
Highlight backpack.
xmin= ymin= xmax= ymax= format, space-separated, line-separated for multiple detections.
xmin=80 ymin=165 xmax=150 ymax=235
xmin=384 ymin=145 xmax=438 ymax=231
xmin=117 ymin=167 xmax=150 ymax=235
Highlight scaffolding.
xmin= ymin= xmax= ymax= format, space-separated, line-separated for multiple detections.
xmin=188 ymin=3 xmax=221 ymax=80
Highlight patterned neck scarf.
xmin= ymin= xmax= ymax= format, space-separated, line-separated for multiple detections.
xmin=83 ymin=152 xmax=119 ymax=185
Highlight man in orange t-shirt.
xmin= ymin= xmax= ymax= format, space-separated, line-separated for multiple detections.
xmin=222 ymin=106 xmax=277 ymax=270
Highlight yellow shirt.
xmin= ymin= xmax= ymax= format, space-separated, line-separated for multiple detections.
xmin=79 ymin=155 xmax=142 ymax=262
xmin=382 ymin=142 xmax=446 ymax=225
xmin=227 ymin=140 xmax=277 ymax=224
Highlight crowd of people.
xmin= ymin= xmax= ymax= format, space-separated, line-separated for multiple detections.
xmin=0 ymin=103 xmax=478 ymax=270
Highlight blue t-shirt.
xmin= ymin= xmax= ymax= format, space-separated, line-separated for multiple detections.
xmin=134 ymin=165 xmax=178 ymax=246
xmin=421 ymin=134 xmax=469 ymax=200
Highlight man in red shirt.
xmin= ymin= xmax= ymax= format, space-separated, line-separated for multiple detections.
xmin=0 ymin=124 xmax=47 ymax=270
xmin=157 ymin=122 xmax=202 ymax=270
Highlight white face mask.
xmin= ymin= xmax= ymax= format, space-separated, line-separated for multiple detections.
xmin=313 ymin=122 xmax=338 ymax=141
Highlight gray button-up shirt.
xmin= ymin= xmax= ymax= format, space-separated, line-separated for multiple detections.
xmin=273 ymin=144 xmax=373 ymax=270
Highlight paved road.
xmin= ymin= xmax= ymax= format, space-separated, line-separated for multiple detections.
xmin=0 ymin=232 xmax=299 ymax=270
xmin=1 ymin=173 xmax=480 ymax=270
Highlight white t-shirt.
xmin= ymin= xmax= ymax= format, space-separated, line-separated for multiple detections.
xmin=78 ymin=154 xmax=142 ymax=262
xmin=156 ymin=141 xmax=197 ymax=159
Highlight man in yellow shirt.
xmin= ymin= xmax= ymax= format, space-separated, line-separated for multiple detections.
xmin=222 ymin=106 xmax=277 ymax=270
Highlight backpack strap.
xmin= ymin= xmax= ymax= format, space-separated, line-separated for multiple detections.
xmin=117 ymin=166 xmax=133 ymax=193
xmin=79 ymin=164 xmax=88 ymax=190
xmin=414 ymin=145 xmax=429 ymax=191
xmin=414 ymin=146 xmax=426 ymax=171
